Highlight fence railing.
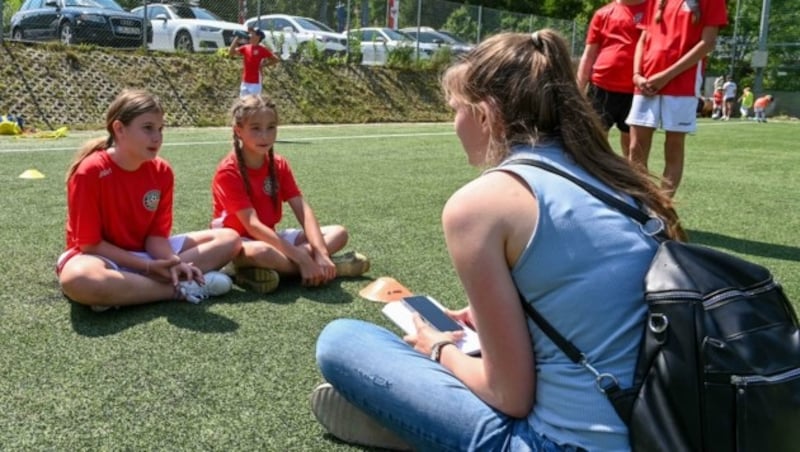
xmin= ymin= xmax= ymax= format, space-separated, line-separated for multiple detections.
xmin=1 ymin=0 xmax=796 ymax=90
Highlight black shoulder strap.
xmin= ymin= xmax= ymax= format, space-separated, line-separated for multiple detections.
xmin=501 ymin=158 xmax=651 ymax=225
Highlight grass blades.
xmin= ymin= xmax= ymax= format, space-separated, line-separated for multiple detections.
xmin=0 ymin=120 xmax=797 ymax=450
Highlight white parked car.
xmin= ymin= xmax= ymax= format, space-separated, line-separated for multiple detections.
xmin=400 ymin=27 xmax=474 ymax=56
xmin=244 ymin=14 xmax=346 ymax=60
xmin=349 ymin=27 xmax=435 ymax=66
xmin=130 ymin=3 xmax=246 ymax=53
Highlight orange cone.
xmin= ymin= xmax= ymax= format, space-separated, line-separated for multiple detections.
xmin=359 ymin=277 xmax=413 ymax=303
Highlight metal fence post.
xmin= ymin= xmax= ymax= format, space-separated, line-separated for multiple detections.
xmin=1 ymin=0 xmax=5 ymax=44
xmin=753 ymin=0 xmax=771 ymax=95
xmin=142 ymin=0 xmax=147 ymax=49
xmin=476 ymin=5 xmax=482 ymax=43
xmin=729 ymin=0 xmax=742 ymax=78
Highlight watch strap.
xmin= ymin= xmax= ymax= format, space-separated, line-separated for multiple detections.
xmin=430 ymin=340 xmax=455 ymax=362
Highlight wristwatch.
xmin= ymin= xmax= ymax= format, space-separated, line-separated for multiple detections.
xmin=430 ymin=340 xmax=455 ymax=362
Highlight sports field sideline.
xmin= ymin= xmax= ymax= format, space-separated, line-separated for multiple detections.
xmin=0 ymin=120 xmax=797 ymax=450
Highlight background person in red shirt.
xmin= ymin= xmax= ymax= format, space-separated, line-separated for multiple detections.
xmin=753 ymin=94 xmax=774 ymax=123
xmin=229 ymin=27 xmax=280 ymax=98
xmin=211 ymin=95 xmax=369 ymax=293
xmin=578 ymin=0 xmax=649 ymax=157
xmin=57 ymin=89 xmax=241 ymax=311
xmin=626 ymin=0 xmax=728 ymax=197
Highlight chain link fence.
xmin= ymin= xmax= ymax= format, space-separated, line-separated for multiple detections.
xmin=0 ymin=0 xmax=796 ymax=90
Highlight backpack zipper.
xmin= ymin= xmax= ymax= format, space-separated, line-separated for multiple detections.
xmin=646 ymin=280 xmax=778 ymax=308
xmin=731 ymin=367 xmax=800 ymax=385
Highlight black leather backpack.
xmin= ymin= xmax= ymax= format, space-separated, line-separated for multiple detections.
xmin=507 ymin=159 xmax=800 ymax=452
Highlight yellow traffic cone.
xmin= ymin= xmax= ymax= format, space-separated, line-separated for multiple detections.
xmin=18 ymin=169 xmax=45 ymax=179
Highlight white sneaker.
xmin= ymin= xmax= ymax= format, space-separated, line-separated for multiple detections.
xmin=177 ymin=271 xmax=233 ymax=304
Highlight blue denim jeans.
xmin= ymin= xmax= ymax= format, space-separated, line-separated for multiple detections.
xmin=315 ymin=319 xmax=585 ymax=452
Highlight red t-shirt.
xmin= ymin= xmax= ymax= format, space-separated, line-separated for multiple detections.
xmin=237 ymin=44 xmax=276 ymax=84
xmin=65 ymin=150 xmax=173 ymax=252
xmin=754 ymin=96 xmax=772 ymax=109
xmin=211 ymin=151 xmax=302 ymax=237
xmin=587 ymin=0 xmax=649 ymax=93
xmin=638 ymin=0 xmax=728 ymax=96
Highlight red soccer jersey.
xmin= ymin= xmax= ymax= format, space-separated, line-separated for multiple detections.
xmin=754 ymin=96 xmax=772 ymax=109
xmin=65 ymin=150 xmax=174 ymax=252
xmin=211 ymin=151 xmax=302 ymax=237
xmin=638 ymin=0 xmax=728 ymax=96
xmin=587 ymin=0 xmax=649 ymax=93
xmin=237 ymin=44 xmax=276 ymax=84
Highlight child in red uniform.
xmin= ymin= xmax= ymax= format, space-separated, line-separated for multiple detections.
xmin=626 ymin=0 xmax=728 ymax=197
xmin=211 ymin=95 xmax=369 ymax=293
xmin=577 ymin=0 xmax=649 ymax=157
xmin=229 ymin=27 xmax=280 ymax=98
xmin=753 ymin=94 xmax=774 ymax=123
xmin=57 ymin=89 xmax=240 ymax=311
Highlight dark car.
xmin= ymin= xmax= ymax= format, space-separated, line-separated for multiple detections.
xmin=10 ymin=0 xmax=149 ymax=48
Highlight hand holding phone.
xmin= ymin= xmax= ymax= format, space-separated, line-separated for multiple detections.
xmin=402 ymin=296 xmax=463 ymax=332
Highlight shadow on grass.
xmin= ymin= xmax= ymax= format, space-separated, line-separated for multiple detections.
xmin=69 ymin=301 xmax=239 ymax=337
xmin=688 ymin=229 xmax=800 ymax=262
xmin=69 ymin=277 xmax=366 ymax=337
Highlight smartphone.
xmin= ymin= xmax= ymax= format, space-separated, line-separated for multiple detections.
xmin=402 ymin=296 xmax=463 ymax=332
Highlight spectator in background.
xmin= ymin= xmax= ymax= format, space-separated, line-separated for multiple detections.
xmin=711 ymin=88 xmax=724 ymax=120
xmin=738 ymin=86 xmax=754 ymax=119
xmin=229 ymin=27 xmax=280 ymax=98
xmin=722 ymin=75 xmax=737 ymax=120
xmin=578 ymin=0 xmax=649 ymax=157
xmin=753 ymin=94 xmax=774 ymax=123
xmin=626 ymin=0 xmax=728 ymax=197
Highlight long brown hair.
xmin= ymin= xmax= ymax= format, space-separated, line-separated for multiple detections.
xmin=442 ymin=30 xmax=685 ymax=241
xmin=230 ymin=95 xmax=279 ymax=209
xmin=65 ymin=89 xmax=164 ymax=182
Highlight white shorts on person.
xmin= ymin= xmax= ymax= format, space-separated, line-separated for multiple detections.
xmin=239 ymin=82 xmax=262 ymax=97
xmin=56 ymin=235 xmax=187 ymax=276
xmin=626 ymin=95 xmax=697 ymax=133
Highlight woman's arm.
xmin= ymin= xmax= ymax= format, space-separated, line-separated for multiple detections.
xmin=576 ymin=42 xmax=599 ymax=92
xmin=647 ymin=26 xmax=719 ymax=92
xmin=410 ymin=171 xmax=538 ymax=417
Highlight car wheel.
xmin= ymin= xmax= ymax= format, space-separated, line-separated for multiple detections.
xmin=12 ymin=28 xmax=24 ymax=41
xmin=59 ymin=22 xmax=74 ymax=45
xmin=175 ymin=31 xmax=194 ymax=52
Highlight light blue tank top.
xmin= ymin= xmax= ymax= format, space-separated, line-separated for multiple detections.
xmin=495 ymin=143 xmax=658 ymax=452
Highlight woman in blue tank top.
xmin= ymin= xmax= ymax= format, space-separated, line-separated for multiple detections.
xmin=312 ymin=29 xmax=685 ymax=451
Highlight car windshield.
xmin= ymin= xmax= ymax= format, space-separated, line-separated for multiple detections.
xmin=437 ymin=30 xmax=470 ymax=45
xmin=164 ymin=5 xmax=221 ymax=21
xmin=385 ymin=29 xmax=413 ymax=42
xmin=64 ymin=0 xmax=124 ymax=10
xmin=294 ymin=17 xmax=335 ymax=32
xmin=414 ymin=31 xmax=454 ymax=44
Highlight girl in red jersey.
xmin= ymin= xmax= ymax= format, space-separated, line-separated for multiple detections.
xmin=626 ymin=0 xmax=728 ymax=197
xmin=57 ymin=89 xmax=241 ymax=311
xmin=211 ymin=95 xmax=369 ymax=293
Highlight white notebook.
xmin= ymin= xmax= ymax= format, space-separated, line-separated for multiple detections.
xmin=381 ymin=295 xmax=481 ymax=356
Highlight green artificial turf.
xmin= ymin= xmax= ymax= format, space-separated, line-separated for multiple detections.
xmin=0 ymin=120 xmax=797 ymax=450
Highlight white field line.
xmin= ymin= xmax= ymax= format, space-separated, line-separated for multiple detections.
xmin=0 ymin=119 xmax=773 ymax=154
xmin=0 ymin=130 xmax=454 ymax=154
